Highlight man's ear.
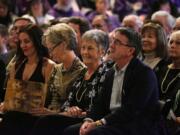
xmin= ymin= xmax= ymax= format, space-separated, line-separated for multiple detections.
xmin=128 ymin=47 xmax=135 ymax=56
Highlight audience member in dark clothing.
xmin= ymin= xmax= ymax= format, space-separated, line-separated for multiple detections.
xmin=141 ymin=21 xmax=170 ymax=71
xmin=48 ymin=0 xmax=83 ymax=19
xmin=63 ymin=27 xmax=160 ymax=135
xmin=156 ymin=30 xmax=180 ymax=135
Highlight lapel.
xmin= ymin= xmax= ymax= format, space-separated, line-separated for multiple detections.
xmin=122 ymin=58 xmax=139 ymax=97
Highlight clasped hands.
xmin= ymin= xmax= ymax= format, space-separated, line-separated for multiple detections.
xmin=61 ymin=106 xmax=87 ymax=118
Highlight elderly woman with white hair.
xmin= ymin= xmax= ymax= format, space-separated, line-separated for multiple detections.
xmin=151 ymin=10 xmax=175 ymax=37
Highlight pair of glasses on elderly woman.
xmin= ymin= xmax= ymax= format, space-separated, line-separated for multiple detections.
xmin=42 ymin=36 xmax=63 ymax=54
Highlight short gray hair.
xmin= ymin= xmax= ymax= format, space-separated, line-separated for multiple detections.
xmin=43 ymin=23 xmax=77 ymax=50
xmin=82 ymin=29 xmax=109 ymax=53
xmin=151 ymin=10 xmax=175 ymax=29
xmin=122 ymin=14 xmax=143 ymax=30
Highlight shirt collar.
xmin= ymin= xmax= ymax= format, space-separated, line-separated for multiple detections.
xmin=113 ymin=62 xmax=129 ymax=75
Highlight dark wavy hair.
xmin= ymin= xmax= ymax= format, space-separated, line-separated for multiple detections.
xmin=16 ymin=24 xmax=49 ymax=68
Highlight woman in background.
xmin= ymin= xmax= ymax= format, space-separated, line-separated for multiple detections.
xmin=156 ymin=30 xmax=180 ymax=135
xmin=22 ymin=0 xmax=54 ymax=26
xmin=141 ymin=21 xmax=170 ymax=72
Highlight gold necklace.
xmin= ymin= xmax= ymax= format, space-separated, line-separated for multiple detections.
xmin=161 ymin=67 xmax=180 ymax=94
xmin=75 ymin=80 xmax=87 ymax=103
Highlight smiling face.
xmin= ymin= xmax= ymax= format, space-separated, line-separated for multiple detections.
xmin=81 ymin=39 xmax=103 ymax=66
xmin=19 ymin=32 xmax=37 ymax=58
xmin=141 ymin=29 xmax=157 ymax=53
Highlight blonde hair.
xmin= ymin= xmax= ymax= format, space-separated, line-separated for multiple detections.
xmin=44 ymin=23 xmax=77 ymax=50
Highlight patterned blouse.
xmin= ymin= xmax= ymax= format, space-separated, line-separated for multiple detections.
xmin=61 ymin=62 xmax=110 ymax=113
xmin=45 ymin=58 xmax=87 ymax=112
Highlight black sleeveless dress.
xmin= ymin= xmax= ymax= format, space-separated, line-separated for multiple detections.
xmin=15 ymin=59 xmax=45 ymax=83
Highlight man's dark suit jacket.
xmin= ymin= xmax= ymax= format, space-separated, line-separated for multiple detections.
xmin=0 ymin=49 xmax=16 ymax=66
xmin=88 ymin=58 xmax=160 ymax=135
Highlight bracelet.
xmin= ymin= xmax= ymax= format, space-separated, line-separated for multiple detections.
xmin=95 ymin=120 xmax=103 ymax=127
xmin=84 ymin=118 xmax=94 ymax=122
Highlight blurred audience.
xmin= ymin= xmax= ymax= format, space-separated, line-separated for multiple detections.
xmin=0 ymin=0 xmax=17 ymax=27
xmin=48 ymin=0 xmax=83 ymax=19
xmin=22 ymin=0 xmax=54 ymax=26
xmin=151 ymin=10 xmax=175 ymax=37
xmin=87 ymin=0 xmax=120 ymax=31
xmin=67 ymin=16 xmax=90 ymax=59
xmin=0 ymin=24 xmax=8 ymax=55
xmin=0 ymin=17 xmax=32 ymax=66
xmin=172 ymin=17 xmax=180 ymax=32
xmin=121 ymin=14 xmax=143 ymax=33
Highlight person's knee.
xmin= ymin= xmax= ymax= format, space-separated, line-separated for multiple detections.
xmin=88 ymin=129 xmax=100 ymax=135
xmin=63 ymin=123 xmax=81 ymax=135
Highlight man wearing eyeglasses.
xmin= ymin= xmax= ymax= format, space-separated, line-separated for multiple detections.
xmin=64 ymin=27 xmax=160 ymax=135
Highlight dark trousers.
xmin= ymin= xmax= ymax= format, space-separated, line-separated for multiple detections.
xmin=0 ymin=111 xmax=83 ymax=135
xmin=63 ymin=123 xmax=81 ymax=135
xmin=0 ymin=111 xmax=38 ymax=135
xmin=63 ymin=123 xmax=161 ymax=135
xmin=63 ymin=124 xmax=126 ymax=135
xmin=30 ymin=115 xmax=83 ymax=135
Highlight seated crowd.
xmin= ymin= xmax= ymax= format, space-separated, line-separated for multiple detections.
xmin=0 ymin=0 xmax=180 ymax=135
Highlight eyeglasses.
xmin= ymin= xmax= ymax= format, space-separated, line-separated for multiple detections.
xmin=111 ymin=38 xmax=132 ymax=47
xmin=48 ymin=44 xmax=60 ymax=54
xmin=42 ymin=35 xmax=62 ymax=53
